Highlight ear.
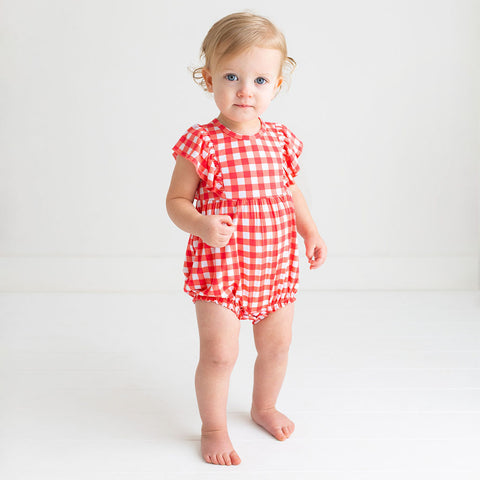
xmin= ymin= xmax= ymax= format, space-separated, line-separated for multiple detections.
xmin=273 ymin=76 xmax=283 ymax=98
xmin=202 ymin=69 xmax=214 ymax=92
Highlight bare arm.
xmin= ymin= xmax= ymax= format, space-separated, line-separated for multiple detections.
xmin=289 ymin=183 xmax=327 ymax=269
xmin=166 ymin=155 xmax=235 ymax=248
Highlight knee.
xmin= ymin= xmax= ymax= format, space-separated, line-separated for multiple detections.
xmin=200 ymin=346 xmax=238 ymax=371
xmin=257 ymin=337 xmax=291 ymax=361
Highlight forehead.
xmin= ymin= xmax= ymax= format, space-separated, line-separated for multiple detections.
xmin=215 ymin=47 xmax=283 ymax=73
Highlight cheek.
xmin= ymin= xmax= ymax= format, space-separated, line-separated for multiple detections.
xmin=212 ymin=83 xmax=229 ymax=98
xmin=261 ymin=87 xmax=276 ymax=102
xmin=213 ymin=87 xmax=227 ymax=103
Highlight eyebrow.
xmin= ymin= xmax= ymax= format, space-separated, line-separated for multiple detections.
xmin=221 ymin=69 xmax=273 ymax=77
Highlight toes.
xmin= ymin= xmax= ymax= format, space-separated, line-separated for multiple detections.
xmin=274 ymin=425 xmax=296 ymax=441
xmin=231 ymin=451 xmax=241 ymax=465
xmin=205 ymin=452 xmax=240 ymax=466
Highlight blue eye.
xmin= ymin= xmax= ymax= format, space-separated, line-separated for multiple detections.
xmin=225 ymin=73 xmax=238 ymax=81
xmin=255 ymin=77 xmax=268 ymax=85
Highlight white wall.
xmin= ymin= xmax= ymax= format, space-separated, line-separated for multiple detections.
xmin=1 ymin=0 xmax=479 ymax=291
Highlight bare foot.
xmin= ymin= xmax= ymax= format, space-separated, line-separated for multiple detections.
xmin=201 ymin=428 xmax=241 ymax=465
xmin=251 ymin=406 xmax=295 ymax=441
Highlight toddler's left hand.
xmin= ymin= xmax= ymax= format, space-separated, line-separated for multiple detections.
xmin=304 ymin=232 xmax=327 ymax=269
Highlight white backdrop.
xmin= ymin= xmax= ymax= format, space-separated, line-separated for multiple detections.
xmin=1 ymin=0 xmax=479 ymax=291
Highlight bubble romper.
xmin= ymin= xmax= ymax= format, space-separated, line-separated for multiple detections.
xmin=172 ymin=118 xmax=303 ymax=324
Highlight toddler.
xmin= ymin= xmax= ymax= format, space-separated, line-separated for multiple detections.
xmin=166 ymin=11 xmax=327 ymax=466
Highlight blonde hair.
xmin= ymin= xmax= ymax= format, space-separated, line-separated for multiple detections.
xmin=192 ymin=11 xmax=296 ymax=91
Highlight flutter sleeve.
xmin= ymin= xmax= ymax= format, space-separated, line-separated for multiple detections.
xmin=172 ymin=124 xmax=224 ymax=197
xmin=281 ymin=124 xmax=303 ymax=187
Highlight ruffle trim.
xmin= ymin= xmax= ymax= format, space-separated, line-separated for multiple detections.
xmin=172 ymin=124 xmax=225 ymax=198
xmin=277 ymin=124 xmax=303 ymax=187
xmin=188 ymin=291 xmax=298 ymax=325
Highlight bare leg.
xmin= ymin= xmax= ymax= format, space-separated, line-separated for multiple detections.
xmin=194 ymin=301 xmax=241 ymax=465
xmin=251 ymin=303 xmax=295 ymax=441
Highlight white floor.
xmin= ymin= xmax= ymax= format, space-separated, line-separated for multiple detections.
xmin=1 ymin=290 xmax=479 ymax=479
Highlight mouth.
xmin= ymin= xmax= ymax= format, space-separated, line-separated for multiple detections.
xmin=234 ymin=104 xmax=253 ymax=108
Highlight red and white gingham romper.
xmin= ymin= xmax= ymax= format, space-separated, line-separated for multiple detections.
xmin=172 ymin=117 xmax=303 ymax=324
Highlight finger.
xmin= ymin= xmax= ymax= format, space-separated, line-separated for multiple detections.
xmin=305 ymin=243 xmax=314 ymax=261
xmin=220 ymin=215 xmax=234 ymax=226
xmin=311 ymin=256 xmax=324 ymax=268
xmin=306 ymin=242 xmax=321 ymax=260
xmin=309 ymin=255 xmax=321 ymax=269
xmin=220 ymin=225 xmax=235 ymax=236
xmin=313 ymin=249 xmax=327 ymax=268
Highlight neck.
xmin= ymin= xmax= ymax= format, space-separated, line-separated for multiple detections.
xmin=217 ymin=114 xmax=261 ymax=136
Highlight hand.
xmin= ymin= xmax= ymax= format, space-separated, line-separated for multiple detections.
xmin=303 ymin=232 xmax=327 ymax=270
xmin=198 ymin=215 xmax=235 ymax=248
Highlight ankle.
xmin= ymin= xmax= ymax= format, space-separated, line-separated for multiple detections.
xmin=251 ymin=404 xmax=277 ymax=414
xmin=201 ymin=425 xmax=228 ymax=435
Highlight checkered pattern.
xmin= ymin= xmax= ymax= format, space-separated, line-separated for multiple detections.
xmin=172 ymin=118 xmax=303 ymax=324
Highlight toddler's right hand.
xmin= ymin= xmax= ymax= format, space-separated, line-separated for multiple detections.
xmin=198 ymin=215 xmax=235 ymax=248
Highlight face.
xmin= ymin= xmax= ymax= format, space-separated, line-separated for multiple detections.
xmin=202 ymin=47 xmax=283 ymax=134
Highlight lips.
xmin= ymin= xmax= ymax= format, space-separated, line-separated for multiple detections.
xmin=234 ymin=104 xmax=253 ymax=108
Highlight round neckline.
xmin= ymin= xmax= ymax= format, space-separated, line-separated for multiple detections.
xmin=212 ymin=117 xmax=265 ymax=140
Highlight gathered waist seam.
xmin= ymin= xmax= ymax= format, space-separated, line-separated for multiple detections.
xmin=195 ymin=192 xmax=293 ymax=207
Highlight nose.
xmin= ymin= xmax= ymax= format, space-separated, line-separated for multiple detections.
xmin=237 ymin=81 xmax=252 ymax=98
